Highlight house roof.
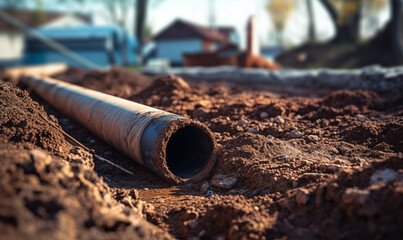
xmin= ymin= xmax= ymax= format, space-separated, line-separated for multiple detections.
xmin=0 ymin=10 xmax=91 ymax=32
xmin=33 ymin=26 xmax=123 ymax=39
xmin=153 ymin=19 xmax=229 ymax=43
xmin=216 ymin=27 xmax=236 ymax=39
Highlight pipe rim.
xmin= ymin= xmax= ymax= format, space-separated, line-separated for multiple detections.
xmin=154 ymin=118 xmax=216 ymax=183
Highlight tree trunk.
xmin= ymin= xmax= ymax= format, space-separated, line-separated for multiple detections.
xmin=306 ymin=0 xmax=316 ymax=43
xmin=390 ymin=0 xmax=403 ymax=62
xmin=135 ymin=0 xmax=147 ymax=65
xmin=319 ymin=0 xmax=361 ymax=43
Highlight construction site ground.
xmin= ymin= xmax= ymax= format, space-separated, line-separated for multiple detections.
xmin=0 ymin=67 xmax=402 ymax=240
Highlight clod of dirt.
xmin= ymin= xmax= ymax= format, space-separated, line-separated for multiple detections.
xmin=258 ymin=103 xmax=286 ymax=117
xmin=288 ymin=129 xmax=303 ymax=138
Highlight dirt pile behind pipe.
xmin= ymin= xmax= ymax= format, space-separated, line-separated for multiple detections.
xmin=53 ymin=67 xmax=155 ymax=99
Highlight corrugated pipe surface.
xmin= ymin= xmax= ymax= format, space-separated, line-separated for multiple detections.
xmin=22 ymin=76 xmax=216 ymax=183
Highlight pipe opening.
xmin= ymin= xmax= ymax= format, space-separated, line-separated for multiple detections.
xmin=166 ymin=125 xmax=214 ymax=179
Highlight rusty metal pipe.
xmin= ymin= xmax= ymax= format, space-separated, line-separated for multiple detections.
xmin=22 ymin=76 xmax=216 ymax=183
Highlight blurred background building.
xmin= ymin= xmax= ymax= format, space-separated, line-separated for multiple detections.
xmin=0 ymin=0 xmax=401 ymax=69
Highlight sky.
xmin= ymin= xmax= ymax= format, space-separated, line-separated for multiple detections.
xmin=21 ymin=0 xmax=391 ymax=48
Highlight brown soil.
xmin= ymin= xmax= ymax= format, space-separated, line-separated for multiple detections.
xmin=1 ymin=67 xmax=402 ymax=239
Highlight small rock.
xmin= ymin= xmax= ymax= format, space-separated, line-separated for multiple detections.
xmin=205 ymin=190 xmax=214 ymax=196
xmin=319 ymin=164 xmax=343 ymax=173
xmin=247 ymin=128 xmax=258 ymax=134
xmin=296 ymin=188 xmax=310 ymax=206
xmin=370 ymin=169 xmax=398 ymax=184
xmin=277 ymin=154 xmax=288 ymax=160
xmin=200 ymin=181 xmax=210 ymax=194
xmin=211 ymin=174 xmax=238 ymax=189
xmin=274 ymin=116 xmax=285 ymax=124
xmin=305 ymin=135 xmax=319 ymax=143
xmin=288 ymin=130 xmax=303 ymax=139
xmin=355 ymin=114 xmax=366 ymax=119
xmin=342 ymin=188 xmax=369 ymax=205
xmin=238 ymin=119 xmax=248 ymax=126
xmin=260 ymin=112 xmax=269 ymax=119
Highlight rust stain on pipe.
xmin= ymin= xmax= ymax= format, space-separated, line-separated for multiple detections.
xmin=22 ymin=76 xmax=216 ymax=183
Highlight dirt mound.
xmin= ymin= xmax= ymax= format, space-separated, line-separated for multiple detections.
xmin=304 ymin=105 xmax=360 ymax=120
xmin=174 ymin=197 xmax=276 ymax=239
xmin=273 ymin=157 xmax=403 ymax=239
xmin=343 ymin=121 xmax=381 ymax=144
xmin=53 ymin=67 xmax=154 ymax=99
xmin=0 ymin=82 xmax=68 ymax=154
xmin=257 ymin=103 xmax=287 ymax=117
xmin=134 ymin=75 xmax=191 ymax=106
xmin=215 ymin=133 xmax=300 ymax=193
xmin=0 ymin=82 xmax=171 ymax=239
xmin=0 ymin=146 xmax=170 ymax=240
xmin=321 ymin=90 xmax=382 ymax=110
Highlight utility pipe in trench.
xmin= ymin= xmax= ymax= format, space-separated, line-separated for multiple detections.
xmin=22 ymin=76 xmax=216 ymax=183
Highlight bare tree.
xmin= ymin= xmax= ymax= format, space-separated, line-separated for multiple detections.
xmin=306 ymin=0 xmax=316 ymax=43
xmin=101 ymin=0 xmax=133 ymax=28
xmin=266 ymin=0 xmax=296 ymax=47
xmin=389 ymin=0 xmax=403 ymax=62
xmin=135 ymin=0 xmax=147 ymax=64
xmin=319 ymin=0 xmax=386 ymax=43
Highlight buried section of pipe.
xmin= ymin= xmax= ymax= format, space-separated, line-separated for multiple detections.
xmin=22 ymin=76 xmax=216 ymax=183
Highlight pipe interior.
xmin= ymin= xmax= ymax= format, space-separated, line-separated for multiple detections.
xmin=166 ymin=126 xmax=213 ymax=179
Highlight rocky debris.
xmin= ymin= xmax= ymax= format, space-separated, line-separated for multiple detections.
xmin=288 ymin=130 xmax=303 ymax=138
xmin=370 ymin=169 xmax=398 ymax=184
xmin=211 ymin=174 xmax=238 ymax=189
